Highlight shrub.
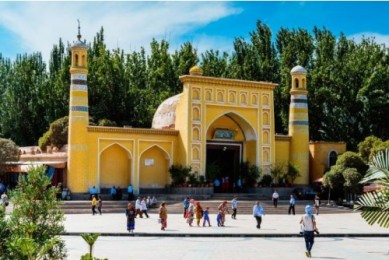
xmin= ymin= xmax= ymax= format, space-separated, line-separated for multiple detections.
xmin=260 ymin=174 xmax=273 ymax=187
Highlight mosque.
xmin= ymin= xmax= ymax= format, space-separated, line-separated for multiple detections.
xmin=6 ymin=29 xmax=346 ymax=196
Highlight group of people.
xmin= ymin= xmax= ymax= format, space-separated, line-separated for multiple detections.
xmin=125 ymin=200 xmax=167 ymax=232
xmin=124 ymin=193 xmax=320 ymax=258
xmin=272 ymin=190 xmax=321 ymax=216
xmin=91 ymin=195 xmax=103 ymax=215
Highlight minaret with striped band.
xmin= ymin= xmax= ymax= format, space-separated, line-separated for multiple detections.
xmin=288 ymin=65 xmax=309 ymax=184
xmin=67 ymin=21 xmax=89 ymax=193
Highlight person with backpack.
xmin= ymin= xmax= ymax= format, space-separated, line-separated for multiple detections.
xmin=300 ymin=205 xmax=319 ymax=258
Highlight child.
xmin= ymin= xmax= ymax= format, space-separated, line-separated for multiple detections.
xmin=216 ymin=210 xmax=223 ymax=227
xmin=125 ymin=203 xmax=136 ymax=232
xmin=203 ymin=207 xmax=211 ymax=227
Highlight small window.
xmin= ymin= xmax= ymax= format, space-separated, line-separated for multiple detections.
xmin=329 ymin=151 xmax=338 ymax=167
xmin=295 ymin=78 xmax=299 ymax=88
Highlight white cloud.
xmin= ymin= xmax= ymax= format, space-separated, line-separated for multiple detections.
xmin=348 ymin=32 xmax=389 ymax=47
xmin=0 ymin=2 xmax=241 ymax=62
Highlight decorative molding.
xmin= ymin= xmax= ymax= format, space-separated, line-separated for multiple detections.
xmin=180 ymin=75 xmax=277 ymax=90
xmin=87 ymin=126 xmax=179 ymax=136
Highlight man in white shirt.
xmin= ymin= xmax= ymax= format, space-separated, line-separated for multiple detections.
xmin=300 ymin=205 xmax=318 ymax=257
xmin=272 ymin=190 xmax=279 ymax=208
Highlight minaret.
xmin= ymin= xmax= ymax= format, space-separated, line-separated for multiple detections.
xmin=67 ymin=21 xmax=89 ymax=193
xmin=288 ymin=65 xmax=309 ymax=184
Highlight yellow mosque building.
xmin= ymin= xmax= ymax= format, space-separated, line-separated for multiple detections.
xmin=60 ymin=29 xmax=347 ymax=196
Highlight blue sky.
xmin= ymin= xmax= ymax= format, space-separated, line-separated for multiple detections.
xmin=0 ymin=1 xmax=388 ymax=63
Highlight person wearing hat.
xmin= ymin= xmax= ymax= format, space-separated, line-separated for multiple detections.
xmin=300 ymin=205 xmax=318 ymax=258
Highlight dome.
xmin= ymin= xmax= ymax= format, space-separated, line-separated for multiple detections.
xmin=72 ymin=40 xmax=87 ymax=49
xmin=152 ymin=94 xmax=182 ymax=129
xmin=189 ymin=66 xmax=203 ymax=76
xmin=291 ymin=65 xmax=307 ymax=74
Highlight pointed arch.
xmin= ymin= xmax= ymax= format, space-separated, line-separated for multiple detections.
xmin=139 ymin=145 xmax=171 ymax=188
xmin=206 ymin=111 xmax=257 ymax=141
xmin=99 ymin=143 xmax=132 ymax=189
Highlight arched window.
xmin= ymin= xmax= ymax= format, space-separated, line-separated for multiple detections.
xmin=81 ymin=55 xmax=86 ymax=66
xmin=302 ymin=78 xmax=306 ymax=88
xmin=75 ymin=54 xmax=79 ymax=66
xmin=295 ymin=78 xmax=299 ymax=88
xmin=329 ymin=151 xmax=338 ymax=167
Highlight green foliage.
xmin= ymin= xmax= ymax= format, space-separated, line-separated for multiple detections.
xmin=187 ymin=173 xmax=198 ymax=186
xmin=286 ymin=162 xmax=301 ymax=185
xmin=239 ymin=161 xmax=261 ymax=187
xmin=169 ymin=164 xmax=192 ymax=186
xmin=322 ymin=165 xmax=345 ymax=190
xmin=81 ymin=233 xmax=100 ymax=258
xmin=342 ymin=168 xmax=362 ymax=193
xmin=38 ymin=116 xmax=69 ymax=151
xmin=0 ymin=21 xmax=388 ymax=149
xmin=260 ymin=174 xmax=273 ymax=187
xmin=4 ymin=166 xmax=66 ymax=259
xmin=336 ymin=151 xmax=368 ymax=175
xmin=358 ymin=135 xmax=382 ymax=162
xmin=356 ymin=149 xmax=389 ymax=228
xmin=98 ymin=119 xmax=117 ymax=127
xmin=270 ymin=163 xmax=285 ymax=185
xmin=0 ymin=138 xmax=20 ymax=165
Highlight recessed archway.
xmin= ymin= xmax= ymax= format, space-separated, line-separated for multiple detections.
xmin=100 ymin=143 xmax=132 ymax=189
xmin=139 ymin=145 xmax=170 ymax=188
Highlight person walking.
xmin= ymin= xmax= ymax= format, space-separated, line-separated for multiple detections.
xmin=288 ymin=194 xmax=296 ymax=215
xmin=91 ymin=195 xmax=97 ymax=215
xmin=183 ymin=196 xmax=190 ymax=218
xmin=272 ymin=190 xmax=279 ymax=208
xmin=217 ymin=201 xmax=229 ymax=226
xmin=231 ymin=195 xmax=238 ymax=219
xmin=141 ymin=197 xmax=149 ymax=218
xmin=186 ymin=199 xmax=195 ymax=227
xmin=135 ymin=197 xmax=143 ymax=218
xmin=125 ymin=203 xmax=136 ymax=232
xmin=202 ymin=207 xmax=211 ymax=227
xmin=300 ymin=205 xmax=318 ymax=257
xmin=159 ymin=201 xmax=168 ymax=231
xmin=253 ymin=201 xmax=265 ymax=229
xmin=194 ymin=201 xmax=203 ymax=227
xmin=97 ymin=196 xmax=103 ymax=215
xmin=314 ymin=195 xmax=320 ymax=215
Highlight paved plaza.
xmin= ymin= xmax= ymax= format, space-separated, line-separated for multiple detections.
xmin=63 ymin=212 xmax=389 ymax=259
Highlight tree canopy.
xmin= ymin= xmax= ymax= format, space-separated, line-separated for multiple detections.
xmin=0 ymin=21 xmax=387 ymax=151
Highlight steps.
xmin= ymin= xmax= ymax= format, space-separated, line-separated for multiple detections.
xmin=60 ymin=197 xmax=353 ymax=215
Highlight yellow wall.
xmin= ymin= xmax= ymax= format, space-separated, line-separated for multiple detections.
xmin=309 ymin=142 xmax=346 ymax=182
xmin=139 ymin=146 xmax=169 ymax=188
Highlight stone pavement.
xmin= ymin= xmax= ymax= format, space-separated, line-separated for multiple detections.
xmin=63 ymin=212 xmax=389 ymax=260
xmin=63 ymin=212 xmax=389 ymax=237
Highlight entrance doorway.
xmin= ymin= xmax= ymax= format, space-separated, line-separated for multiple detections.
xmin=206 ymin=142 xmax=242 ymax=192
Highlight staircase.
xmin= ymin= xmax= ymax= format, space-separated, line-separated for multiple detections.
xmin=60 ymin=194 xmax=353 ymax=215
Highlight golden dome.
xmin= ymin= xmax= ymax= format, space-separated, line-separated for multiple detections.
xmin=189 ymin=66 xmax=203 ymax=76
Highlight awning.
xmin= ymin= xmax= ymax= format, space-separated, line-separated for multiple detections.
xmin=1 ymin=161 xmax=67 ymax=173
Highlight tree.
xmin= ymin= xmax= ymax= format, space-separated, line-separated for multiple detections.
xmin=0 ymin=138 xmax=20 ymax=165
xmin=4 ymin=166 xmax=66 ymax=259
xmin=336 ymin=151 xmax=368 ymax=175
xmin=286 ymin=162 xmax=300 ymax=185
xmin=358 ymin=135 xmax=383 ymax=162
xmin=80 ymin=233 xmax=100 ymax=260
xmin=356 ymin=149 xmax=389 ymax=228
xmin=38 ymin=116 xmax=69 ymax=151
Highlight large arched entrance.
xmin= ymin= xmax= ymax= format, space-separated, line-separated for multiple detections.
xmin=206 ymin=112 xmax=257 ymax=192
xmin=100 ymin=144 xmax=132 ymax=189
